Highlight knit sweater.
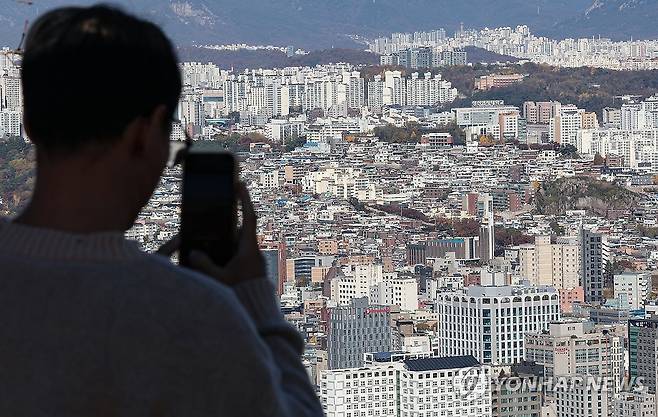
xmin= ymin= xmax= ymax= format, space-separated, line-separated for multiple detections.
xmin=0 ymin=219 xmax=323 ymax=417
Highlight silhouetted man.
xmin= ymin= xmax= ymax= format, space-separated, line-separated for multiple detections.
xmin=0 ymin=5 xmax=323 ymax=416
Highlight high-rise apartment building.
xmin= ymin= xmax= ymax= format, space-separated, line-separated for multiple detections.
xmin=405 ymin=72 xmax=457 ymax=106
xmin=366 ymin=75 xmax=384 ymax=113
xmin=523 ymin=101 xmax=558 ymax=124
xmin=177 ymin=92 xmax=204 ymax=136
xmin=550 ymin=104 xmax=585 ymax=146
xmin=327 ymin=297 xmax=392 ymax=369
xmin=0 ymin=74 xmax=22 ymax=111
xmin=518 ymin=236 xmax=580 ymax=289
xmin=614 ymin=272 xmax=652 ymax=310
xmin=581 ymin=228 xmax=610 ymax=303
xmin=0 ymin=109 xmax=21 ymax=137
xmin=436 ymin=285 xmax=561 ymax=364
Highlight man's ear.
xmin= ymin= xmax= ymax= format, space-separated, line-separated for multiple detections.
xmin=123 ymin=105 xmax=169 ymax=158
xmin=122 ymin=115 xmax=149 ymax=158
xmin=146 ymin=105 xmax=169 ymax=139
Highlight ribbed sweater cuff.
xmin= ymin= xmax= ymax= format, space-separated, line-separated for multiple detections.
xmin=232 ymin=279 xmax=283 ymax=326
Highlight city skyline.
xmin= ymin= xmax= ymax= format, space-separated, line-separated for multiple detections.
xmin=4 ymin=4 xmax=658 ymax=417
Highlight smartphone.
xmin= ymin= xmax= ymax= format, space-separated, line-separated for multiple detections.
xmin=179 ymin=151 xmax=238 ymax=267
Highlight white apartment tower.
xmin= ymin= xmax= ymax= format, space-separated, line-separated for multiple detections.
xmin=614 ymin=272 xmax=652 ymax=310
xmin=550 ymin=104 xmax=584 ymax=146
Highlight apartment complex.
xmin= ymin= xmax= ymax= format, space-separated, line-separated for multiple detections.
xmin=523 ymin=101 xmax=558 ymax=124
xmin=549 ymin=104 xmax=599 ymax=147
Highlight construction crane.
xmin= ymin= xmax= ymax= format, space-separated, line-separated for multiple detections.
xmin=1 ymin=20 xmax=28 ymax=70
xmin=1 ymin=1 xmax=34 ymax=69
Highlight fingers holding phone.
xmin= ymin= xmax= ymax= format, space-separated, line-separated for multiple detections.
xmin=178 ymin=150 xmax=265 ymax=285
xmin=189 ymin=182 xmax=266 ymax=286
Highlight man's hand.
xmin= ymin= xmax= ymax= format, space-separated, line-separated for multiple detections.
xmin=189 ymin=183 xmax=267 ymax=286
xmin=156 ymin=235 xmax=180 ymax=257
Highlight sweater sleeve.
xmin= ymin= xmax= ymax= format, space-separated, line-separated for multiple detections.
xmin=231 ymin=279 xmax=324 ymax=417
xmin=108 ymin=269 xmax=324 ymax=417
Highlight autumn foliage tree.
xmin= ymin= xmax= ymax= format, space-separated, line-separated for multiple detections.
xmin=0 ymin=137 xmax=35 ymax=215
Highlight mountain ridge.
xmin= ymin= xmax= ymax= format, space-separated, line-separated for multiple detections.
xmin=550 ymin=0 xmax=658 ymax=40
xmin=1 ymin=0 xmax=656 ymax=50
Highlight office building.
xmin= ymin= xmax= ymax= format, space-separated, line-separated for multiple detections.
xmin=287 ymin=255 xmax=333 ymax=286
xmin=321 ymin=354 xmax=492 ymax=417
xmin=629 ymin=319 xmax=658 ymax=395
xmin=524 ymin=322 xmax=624 ymax=388
xmin=436 ymin=285 xmax=561 ymax=364
xmin=327 ymin=297 xmax=392 ymax=369
xmin=453 ymin=101 xmax=521 ymax=141
xmin=555 ymin=376 xmax=610 ymax=417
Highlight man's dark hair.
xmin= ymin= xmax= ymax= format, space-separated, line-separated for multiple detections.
xmin=21 ymin=5 xmax=182 ymax=152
